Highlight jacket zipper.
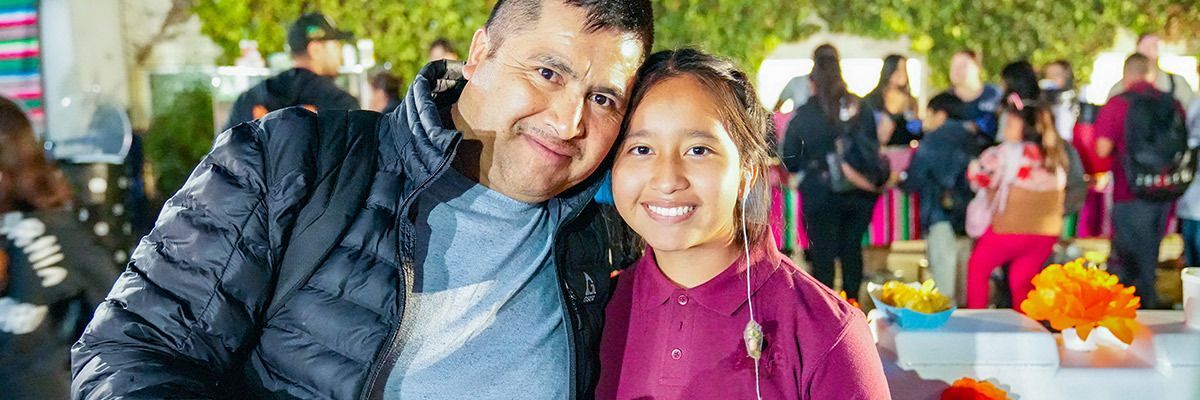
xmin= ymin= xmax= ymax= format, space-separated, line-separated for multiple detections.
xmin=554 ymin=201 xmax=591 ymax=400
xmin=358 ymin=149 xmax=457 ymax=400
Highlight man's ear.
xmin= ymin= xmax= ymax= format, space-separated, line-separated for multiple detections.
xmin=462 ymin=28 xmax=491 ymax=80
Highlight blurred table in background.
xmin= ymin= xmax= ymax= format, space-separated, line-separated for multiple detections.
xmin=873 ymin=309 xmax=1200 ymax=400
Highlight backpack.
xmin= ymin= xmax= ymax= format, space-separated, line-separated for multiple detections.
xmin=1121 ymin=87 xmax=1195 ymax=201
xmin=835 ymin=106 xmax=890 ymax=191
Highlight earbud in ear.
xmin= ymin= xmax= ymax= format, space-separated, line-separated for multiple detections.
xmin=741 ymin=171 xmax=753 ymax=201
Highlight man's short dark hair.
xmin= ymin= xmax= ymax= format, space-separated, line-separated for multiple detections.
xmin=370 ymin=70 xmax=403 ymax=99
xmin=927 ymin=92 xmax=966 ymax=121
xmin=485 ymin=0 xmax=654 ymax=58
xmin=429 ymin=37 xmax=456 ymax=54
xmin=1124 ymin=53 xmax=1151 ymax=80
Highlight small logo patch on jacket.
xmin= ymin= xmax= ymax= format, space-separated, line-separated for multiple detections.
xmin=582 ymin=272 xmax=597 ymax=303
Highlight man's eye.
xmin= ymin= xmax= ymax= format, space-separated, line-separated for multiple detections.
xmin=538 ymin=68 xmax=557 ymax=81
xmin=591 ymin=94 xmax=612 ymax=107
xmin=687 ymin=146 xmax=711 ymax=156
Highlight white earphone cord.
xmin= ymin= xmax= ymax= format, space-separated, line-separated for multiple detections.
xmin=741 ymin=193 xmax=762 ymax=400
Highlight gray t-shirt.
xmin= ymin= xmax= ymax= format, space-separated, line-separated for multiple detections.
xmin=384 ymin=167 xmax=569 ymax=399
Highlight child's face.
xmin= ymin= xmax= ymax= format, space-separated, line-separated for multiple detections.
xmin=922 ymin=109 xmax=947 ymax=133
xmin=613 ymin=76 xmax=743 ymax=253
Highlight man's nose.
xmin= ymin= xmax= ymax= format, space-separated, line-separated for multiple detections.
xmin=543 ymin=92 xmax=586 ymax=140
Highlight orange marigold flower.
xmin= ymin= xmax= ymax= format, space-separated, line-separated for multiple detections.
xmin=941 ymin=378 xmax=1009 ymax=400
xmin=1019 ymin=259 xmax=1141 ymax=344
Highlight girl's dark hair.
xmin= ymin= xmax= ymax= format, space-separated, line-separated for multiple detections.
xmin=1000 ymin=61 xmax=1067 ymax=171
xmin=810 ymin=43 xmax=856 ymax=125
xmin=865 ymin=54 xmax=909 ymax=108
xmin=621 ymin=48 xmax=775 ymax=246
xmin=0 ymin=96 xmax=71 ymax=213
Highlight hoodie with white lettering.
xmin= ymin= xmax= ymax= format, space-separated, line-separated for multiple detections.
xmin=1 ymin=210 xmax=120 ymax=400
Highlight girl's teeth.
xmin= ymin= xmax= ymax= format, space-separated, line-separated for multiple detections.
xmin=648 ymin=205 xmax=694 ymax=217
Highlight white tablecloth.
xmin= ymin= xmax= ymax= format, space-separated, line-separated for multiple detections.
xmin=873 ymin=309 xmax=1200 ymax=400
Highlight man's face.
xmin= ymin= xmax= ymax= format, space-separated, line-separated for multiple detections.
xmin=1138 ymin=35 xmax=1161 ymax=61
xmin=308 ymin=40 xmax=343 ymax=76
xmin=454 ymin=1 xmax=644 ymax=203
xmin=949 ymin=53 xmax=978 ymax=87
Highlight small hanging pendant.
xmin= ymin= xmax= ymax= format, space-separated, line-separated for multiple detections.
xmin=743 ymin=319 xmax=763 ymax=360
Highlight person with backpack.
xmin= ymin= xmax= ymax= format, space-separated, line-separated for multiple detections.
xmin=1107 ymin=33 xmax=1195 ymax=108
xmin=899 ymin=93 xmax=976 ymax=303
xmin=782 ymin=44 xmax=885 ymax=301
xmin=223 ymin=13 xmax=360 ymax=131
xmin=1095 ymin=53 xmax=1192 ymax=309
xmin=71 ymin=1 xmax=654 ymax=398
xmin=964 ymin=61 xmax=1069 ymax=310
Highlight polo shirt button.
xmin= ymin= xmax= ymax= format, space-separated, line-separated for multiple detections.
xmin=676 ymin=294 xmax=688 ymax=305
xmin=671 ymin=348 xmax=682 ymax=360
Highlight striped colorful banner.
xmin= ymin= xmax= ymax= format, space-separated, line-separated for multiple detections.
xmin=0 ymin=2 xmax=39 ymax=131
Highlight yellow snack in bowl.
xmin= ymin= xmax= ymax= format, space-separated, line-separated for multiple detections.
xmin=879 ymin=280 xmax=952 ymax=314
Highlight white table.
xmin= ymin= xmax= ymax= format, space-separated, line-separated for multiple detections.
xmin=873 ymin=309 xmax=1200 ymax=400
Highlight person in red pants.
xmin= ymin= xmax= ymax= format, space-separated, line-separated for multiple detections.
xmin=965 ymin=62 xmax=1069 ymax=309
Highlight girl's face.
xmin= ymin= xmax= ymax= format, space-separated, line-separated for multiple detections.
xmin=890 ymin=61 xmax=908 ymax=88
xmin=613 ymin=76 xmax=743 ymax=253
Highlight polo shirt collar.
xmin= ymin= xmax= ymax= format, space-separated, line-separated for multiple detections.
xmin=633 ymin=236 xmax=785 ymax=316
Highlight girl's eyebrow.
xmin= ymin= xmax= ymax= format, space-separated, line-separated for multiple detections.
xmin=687 ymin=130 xmax=718 ymax=140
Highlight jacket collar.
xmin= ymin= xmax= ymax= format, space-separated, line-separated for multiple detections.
xmin=633 ymin=236 xmax=785 ymax=316
xmin=381 ymin=60 xmax=602 ymax=214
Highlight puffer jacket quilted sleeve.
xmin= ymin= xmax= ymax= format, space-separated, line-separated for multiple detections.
xmin=71 ymin=109 xmax=315 ymax=399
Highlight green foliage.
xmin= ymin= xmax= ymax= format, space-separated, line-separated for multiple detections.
xmin=815 ymin=0 xmax=1200 ymax=87
xmin=191 ymin=0 xmax=817 ymax=81
xmin=190 ymin=1 xmax=1199 ymax=91
xmin=145 ymin=76 xmax=215 ymax=198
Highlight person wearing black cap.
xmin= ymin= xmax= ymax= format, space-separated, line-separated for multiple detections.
xmin=223 ymin=12 xmax=359 ymax=130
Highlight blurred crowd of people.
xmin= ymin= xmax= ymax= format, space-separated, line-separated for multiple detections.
xmin=777 ymin=33 xmax=1198 ymax=312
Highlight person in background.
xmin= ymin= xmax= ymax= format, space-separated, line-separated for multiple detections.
xmin=598 ymin=48 xmax=889 ymax=400
xmin=224 ymin=13 xmax=359 ymax=130
xmin=1042 ymin=60 xmax=1079 ymax=142
xmin=1107 ymin=33 xmax=1195 ymax=107
xmin=899 ymin=93 xmax=975 ymax=303
xmin=771 ymin=45 xmax=834 ymax=113
xmin=781 ymin=44 xmax=881 ymax=301
xmin=865 ymin=54 xmax=921 ymax=146
xmin=368 ymin=70 xmax=403 ymax=113
xmin=1182 ymin=62 xmax=1200 ymax=267
xmin=0 ymin=97 xmax=119 ymax=400
xmin=1096 ymin=54 xmax=1188 ymax=308
xmin=965 ymin=61 xmax=1068 ymax=309
xmin=428 ymin=37 xmax=460 ymax=61
xmin=942 ymin=50 xmax=1003 ymax=147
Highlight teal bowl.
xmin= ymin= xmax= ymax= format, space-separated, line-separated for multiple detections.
xmin=868 ymin=282 xmax=956 ymax=330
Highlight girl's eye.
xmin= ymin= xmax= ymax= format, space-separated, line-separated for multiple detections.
xmin=687 ymin=146 xmax=712 ymax=156
xmin=628 ymin=145 xmax=652 ymax=155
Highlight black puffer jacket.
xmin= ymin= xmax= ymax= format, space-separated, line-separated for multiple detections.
xmin=72 ymin=61 xmax=639 ymax=400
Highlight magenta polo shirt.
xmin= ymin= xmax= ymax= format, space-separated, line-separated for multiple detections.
xmin=597 ymin=243 xmax=890 ymax=400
